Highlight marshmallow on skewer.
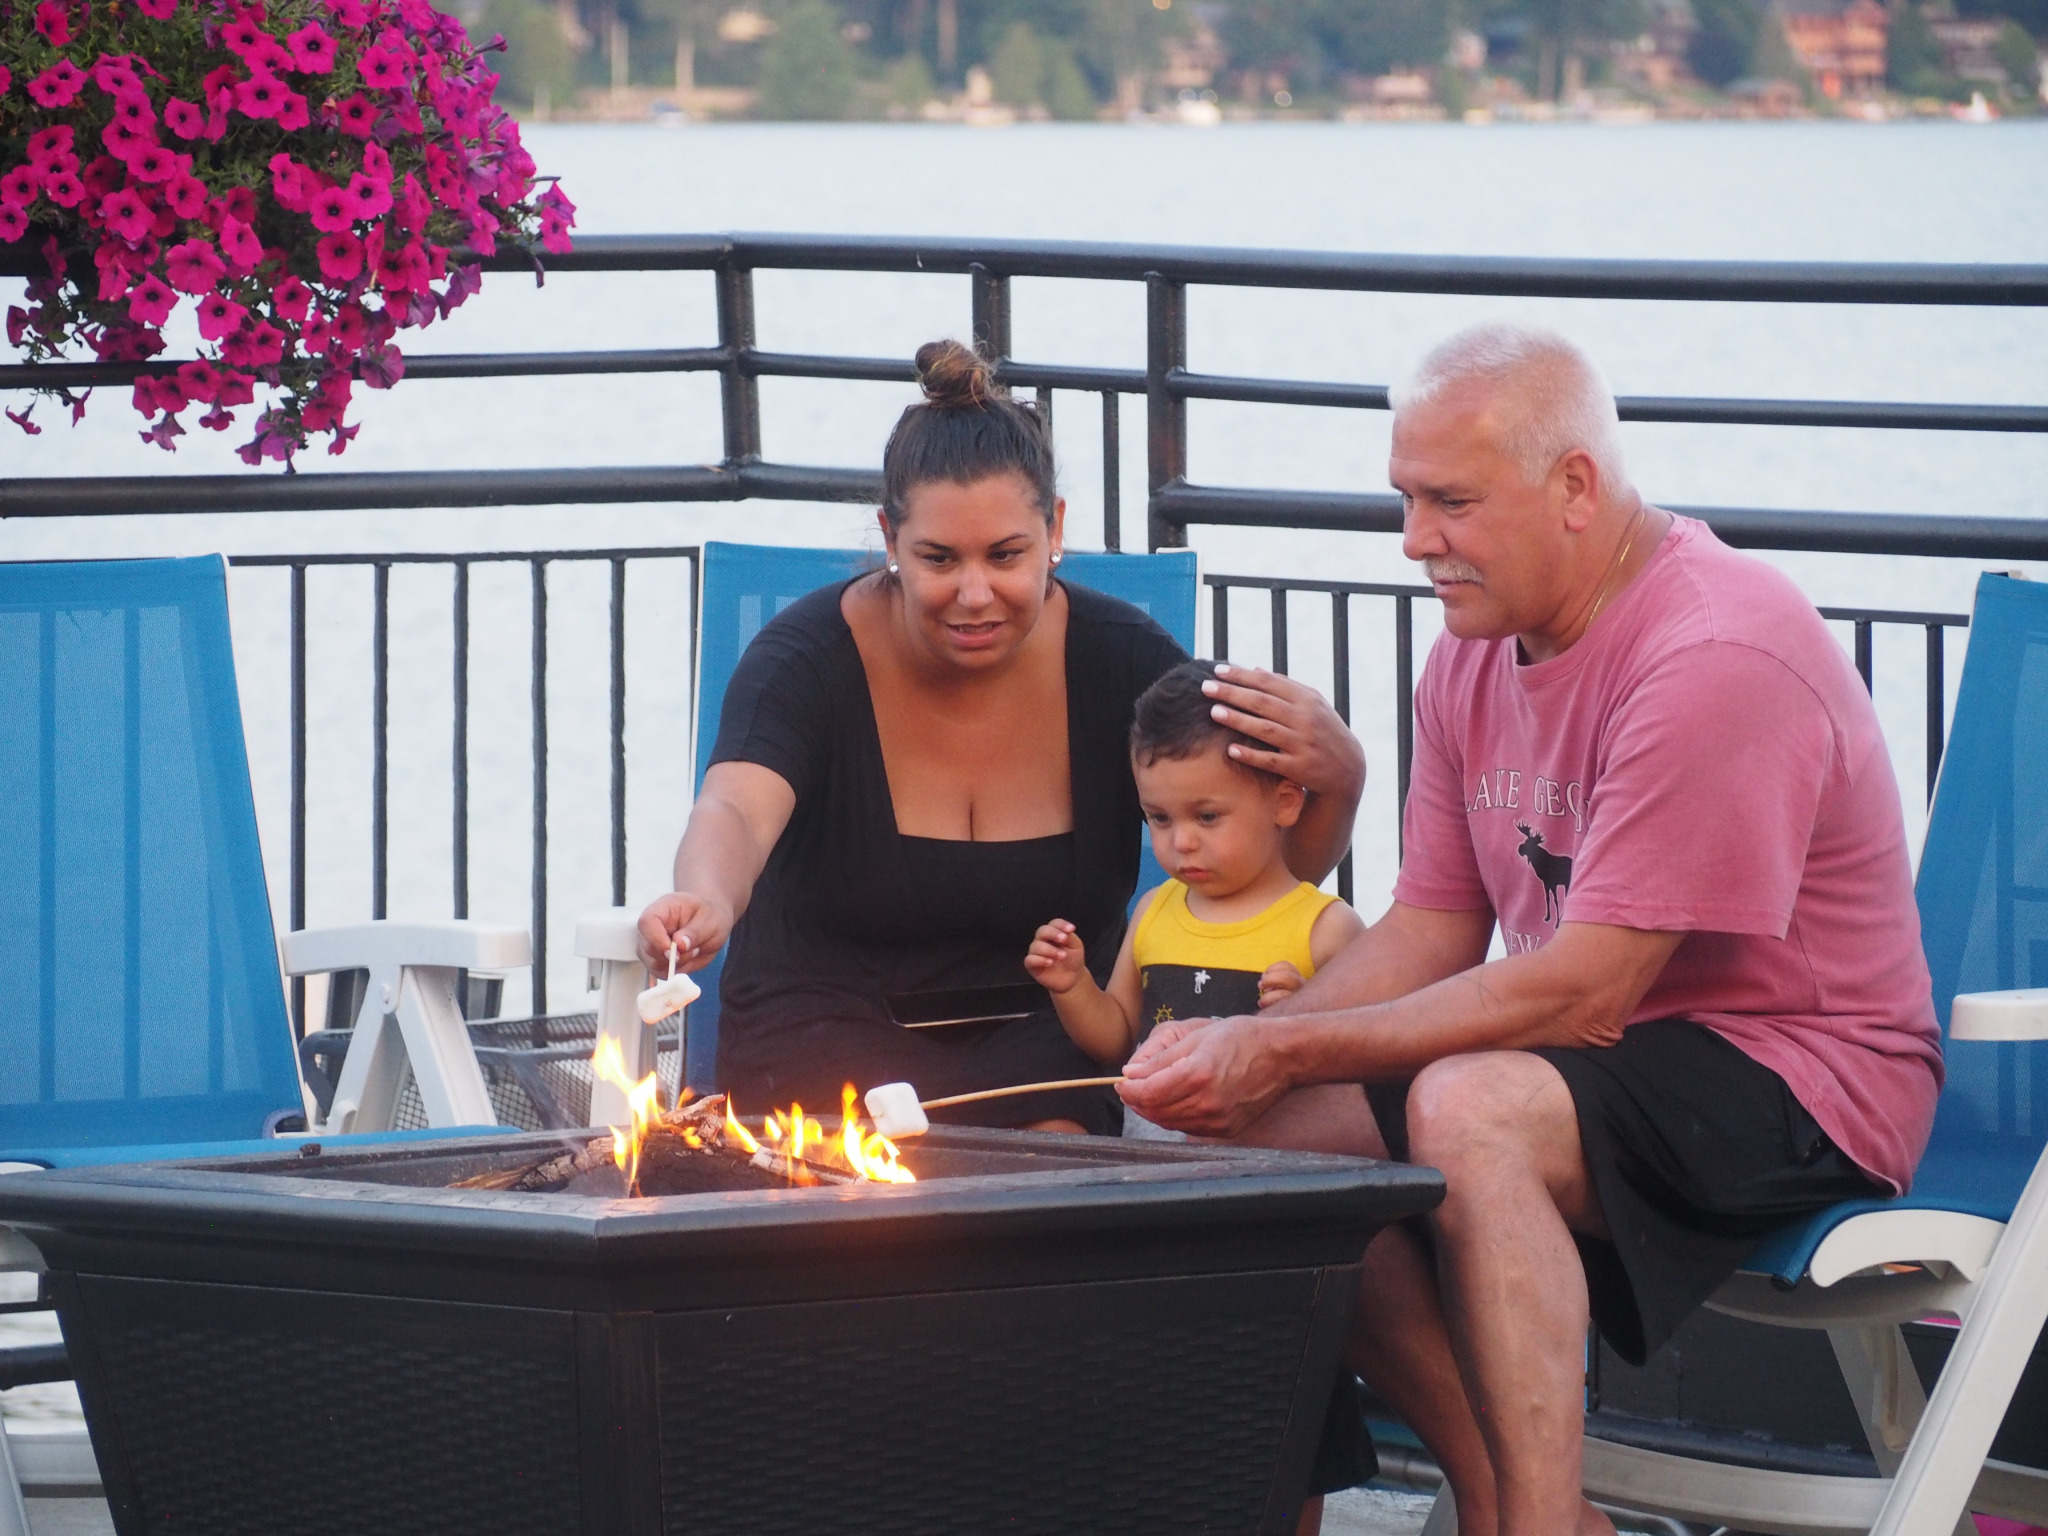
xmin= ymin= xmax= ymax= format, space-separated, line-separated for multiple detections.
xmin=636 ymin=943 xmax=702 ymax=1025
xmin=863 ymin=1082 xmax=929 ymax=1140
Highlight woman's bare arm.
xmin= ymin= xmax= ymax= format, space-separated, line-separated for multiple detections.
xmin=635 ymin=761 xmax=797 ymax=973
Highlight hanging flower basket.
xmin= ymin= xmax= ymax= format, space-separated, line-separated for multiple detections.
xmin=0 ymin=0 xmax=574 ymax=463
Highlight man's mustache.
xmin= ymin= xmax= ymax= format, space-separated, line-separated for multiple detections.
xmin=1422 ymin=556 xmax=1483 ymax=584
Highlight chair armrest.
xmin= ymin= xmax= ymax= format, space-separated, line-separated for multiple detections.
xmin=283 ymin=920 xmax=531 ymax=976
xmin=1951 ymin=988 xmax=2048 ymax=1042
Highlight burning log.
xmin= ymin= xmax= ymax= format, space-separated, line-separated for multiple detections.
xmin=449 ymin=1093 xmax=878 ymax=1195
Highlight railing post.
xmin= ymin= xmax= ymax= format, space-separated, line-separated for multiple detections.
xmin=1211 ymin=580 xmax=1231 ymax=659
xmin=1395 ymin=594 xmax=1415 ymax=859
xmin=715 ymin=261 xmax=761 ymax=466
xmin=289 ymin=562 xmax=307 ymax=1038
xmin=610 ymin=557 xmax=628 ymax=909
xmin=371 ymin=561 xmax=389 ymax=922
xmin=1145 ymin=273 xmax=1187 ymax=551
xmin=1926 ymin=622 xmax=1946 ymax=804
xmin=1101 ymin=393 xmax=1121 ymax=552
xmin=1270 ymin=588 xmax=1289 ymax=675
xmin=1332 ymin=591 xmax=1353 ymax=906
xmin=1855 ymin=619 xmax=1874 ymax=693
xmin=970 ymin=263 xmax=1011 ymax=375
xmin=452 ymin=561 xmax=469 ymax=921
xmin=530 ymin=558 xmax=549 ymax=1016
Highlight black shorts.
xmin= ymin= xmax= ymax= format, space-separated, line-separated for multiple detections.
xmin=1366 ymin=1018 xmax=1884 ymax=1366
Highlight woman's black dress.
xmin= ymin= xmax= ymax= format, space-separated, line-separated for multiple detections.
xmin=708 ymin=577 xmax=1186 ymax=1133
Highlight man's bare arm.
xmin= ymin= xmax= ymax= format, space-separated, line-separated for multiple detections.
xmin=1120 ymin=919 xmax=1682 ymax=1137
xmin=1267 ymin=900 xmax=1496 ymax=1016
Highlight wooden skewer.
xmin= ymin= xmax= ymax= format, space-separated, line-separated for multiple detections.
xmin=919 ymin=1076 xmax=1125 ymax=1110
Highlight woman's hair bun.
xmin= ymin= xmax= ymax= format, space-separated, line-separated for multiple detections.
xmin=914 ymin=338 xmax=993 ymax=410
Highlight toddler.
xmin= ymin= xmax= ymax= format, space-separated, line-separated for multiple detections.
xmin=1025 ymin=659 xmax=1363 ymax=1134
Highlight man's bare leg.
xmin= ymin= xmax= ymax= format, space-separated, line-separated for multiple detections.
xmin=1243 ymin=1087 xmax=1502 ymax=1536
xmin=1406 ymin=1052 xmax=1613 ymax=1536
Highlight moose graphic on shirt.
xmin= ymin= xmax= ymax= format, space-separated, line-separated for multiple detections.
xmin=1516 ymin=822 xmax=1574 ymax=926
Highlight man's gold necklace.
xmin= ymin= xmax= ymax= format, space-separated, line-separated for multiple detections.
xmin=1583 ymin=505 xmax=1648 ymax=634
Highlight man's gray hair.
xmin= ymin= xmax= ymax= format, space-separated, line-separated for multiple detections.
xmin=1390 ymin=323 xmax=1630 ymax=494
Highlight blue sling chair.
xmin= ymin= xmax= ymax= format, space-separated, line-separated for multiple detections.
xmin=1568 ymin=572 xmax=2048 ymax=1536
xmin=0 ymin=557 xmax=522 ymax=1522
xmin=672 ymin=540 xmax=1200 ymax=1091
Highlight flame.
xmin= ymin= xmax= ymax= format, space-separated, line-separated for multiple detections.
xmin=840 ymin=1084 xmax=915 ymax=1183
xmin=724 ymin=1096 xmax=762 ymax=1155
xmin=591 ymin=1036 xmax=663 ymax=1193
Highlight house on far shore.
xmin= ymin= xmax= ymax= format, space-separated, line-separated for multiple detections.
xmin=1928 ymin=16 xmax=2020 ymax=87
xmin=1612 ymin=0 xmax=1700 ymax=93
xmin=1772 ymin=0 xmax=1888 ymax=97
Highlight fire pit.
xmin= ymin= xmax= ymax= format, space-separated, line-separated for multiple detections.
xmin=0 ymin=1119 xmax=1441 ymax=1536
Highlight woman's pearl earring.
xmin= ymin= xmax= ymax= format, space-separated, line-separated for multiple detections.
xmin=887 ymin=560 xmax=899 ymax=574
xmin=1050 ymin=550 xmax=1063 ymax=566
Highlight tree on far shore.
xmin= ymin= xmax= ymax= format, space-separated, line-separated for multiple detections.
xmin=758 ymin=0 xmax=859 ymax=116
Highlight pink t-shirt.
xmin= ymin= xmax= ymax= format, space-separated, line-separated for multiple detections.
xmin=1394 ymin=516 xmax=1942 ymax=1194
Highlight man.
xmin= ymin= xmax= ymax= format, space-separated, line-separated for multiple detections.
xmin=1118 ymin=323 xmax=1943 ymax=1536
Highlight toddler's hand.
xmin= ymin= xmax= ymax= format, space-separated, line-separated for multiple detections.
xmin=1257 ymin=961 xmax=1305 ymax=1010
xmin=1025 ymin=919 xmax=1088 ymax=995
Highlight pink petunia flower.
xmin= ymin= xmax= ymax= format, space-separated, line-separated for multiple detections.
xmin=315 ymin=230 xmax=364 ymax=282
xmin=0 ymin=66 xmax=11 ymax=96
xmin=287 ymin=22 xmax=338 ymax=71
xmin=0 ymin=167 xmax=38 ymax=210
xmin=34 ymin=1 xmax=70 ymax=48
xmin=235 ymin=73 xmax=288 ymax=119
xmin=6 ymin=403 xmax=43 ymax=436
xmin=41 ymin=169 xmax=85 ymax=208
xmin=140 ymin=415 xmax=187 ymax=451
xmin=347 ymin=173 xmax=392 ymax=219
xmin=360 ymin=141 xmax=393 ymax=183
xmin=126 ymin=144 xmax=178 ymax=183
xmin=307 ymin=184 xmax=358 ymax=233
xmin=163 ymin=170 xmax=206 ymax=219
xmin=330 ymin=0 xmax=374 ymax=27
xmin=221 ymin=319 xmax=285 ymax=368
xmin=133 ymin=0 xmax=178 ymax=17
xmin=164 ymin=237 xmax=226 ymax=293
xmin=334 ymin=93 xmax=377 ymax=136
xmin=216 ymin=371 xmax=256 ymax=408
xmin=102 ymin=120 xmax=157 ymax=163
xmin=27 ymin=61 xmax=88 ymax=109
xmin=273 ymin=274 xmax=313 ymax=322
xmin=111 ymin=92 xmax=157 ymax=133
xmin=27 ymin=126 xmax=75 ymax=169
xmin=195 ymin=292 xmax=248 ymax=341
xmin=220 ymin=13 xmax=266 ymax=55
xmin=176 ymin=359 xmax=222 ymax=402
xmin=162 ymin=98 xmax=206 ymax=139
xmin=127 ymin=273 xmax=176 ymax=325
xmin=357 ymin=45 xmax=408 ymax=88
xmin=0 ymin=206 xmax=27 ymax=243
xmin=209 ymin=187 xmax=258 ymax=227
xmin=274 ymin=91 xmax=311 ymax=131
xmin=358 ymin=343 xmax=403 ymax=390
xmin=218 ymin=216 xmax=263 ymax=275
xmin=99 ymin=189 xmax=153 ymax=244
xmin=93 ymin=58 xmax=143 ymax=95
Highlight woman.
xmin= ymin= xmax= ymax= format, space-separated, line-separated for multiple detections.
xmin=637 ymin=339 xmax=1364 ymax=1134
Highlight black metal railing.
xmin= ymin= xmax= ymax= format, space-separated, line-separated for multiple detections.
xmin=228 ymin=545 xmax=701 ymax=1023
xmin=6 ymin=233 xmax=2048 ymax=560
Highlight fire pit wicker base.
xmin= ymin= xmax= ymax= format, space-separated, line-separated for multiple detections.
xmin=0 ymin=1127 xmax=1443 ymax=1536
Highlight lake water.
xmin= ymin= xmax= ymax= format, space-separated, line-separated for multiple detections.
xmin=2 ymin=119 xmax=2046 ymax=1019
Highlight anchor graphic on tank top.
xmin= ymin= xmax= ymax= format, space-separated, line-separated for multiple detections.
xmin=1516 ymin=822 xmax=1574 ymax=926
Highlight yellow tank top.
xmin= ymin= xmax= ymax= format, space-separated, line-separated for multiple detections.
xmin=1129 ymin=880 xmax=1338 ymax=1035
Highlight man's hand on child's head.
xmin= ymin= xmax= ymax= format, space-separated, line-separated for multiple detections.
xmin=1025 ymin=919 xmax=1087 ymax=994
xmin=1257 ymin=961 xmax=1305 ymax=1010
